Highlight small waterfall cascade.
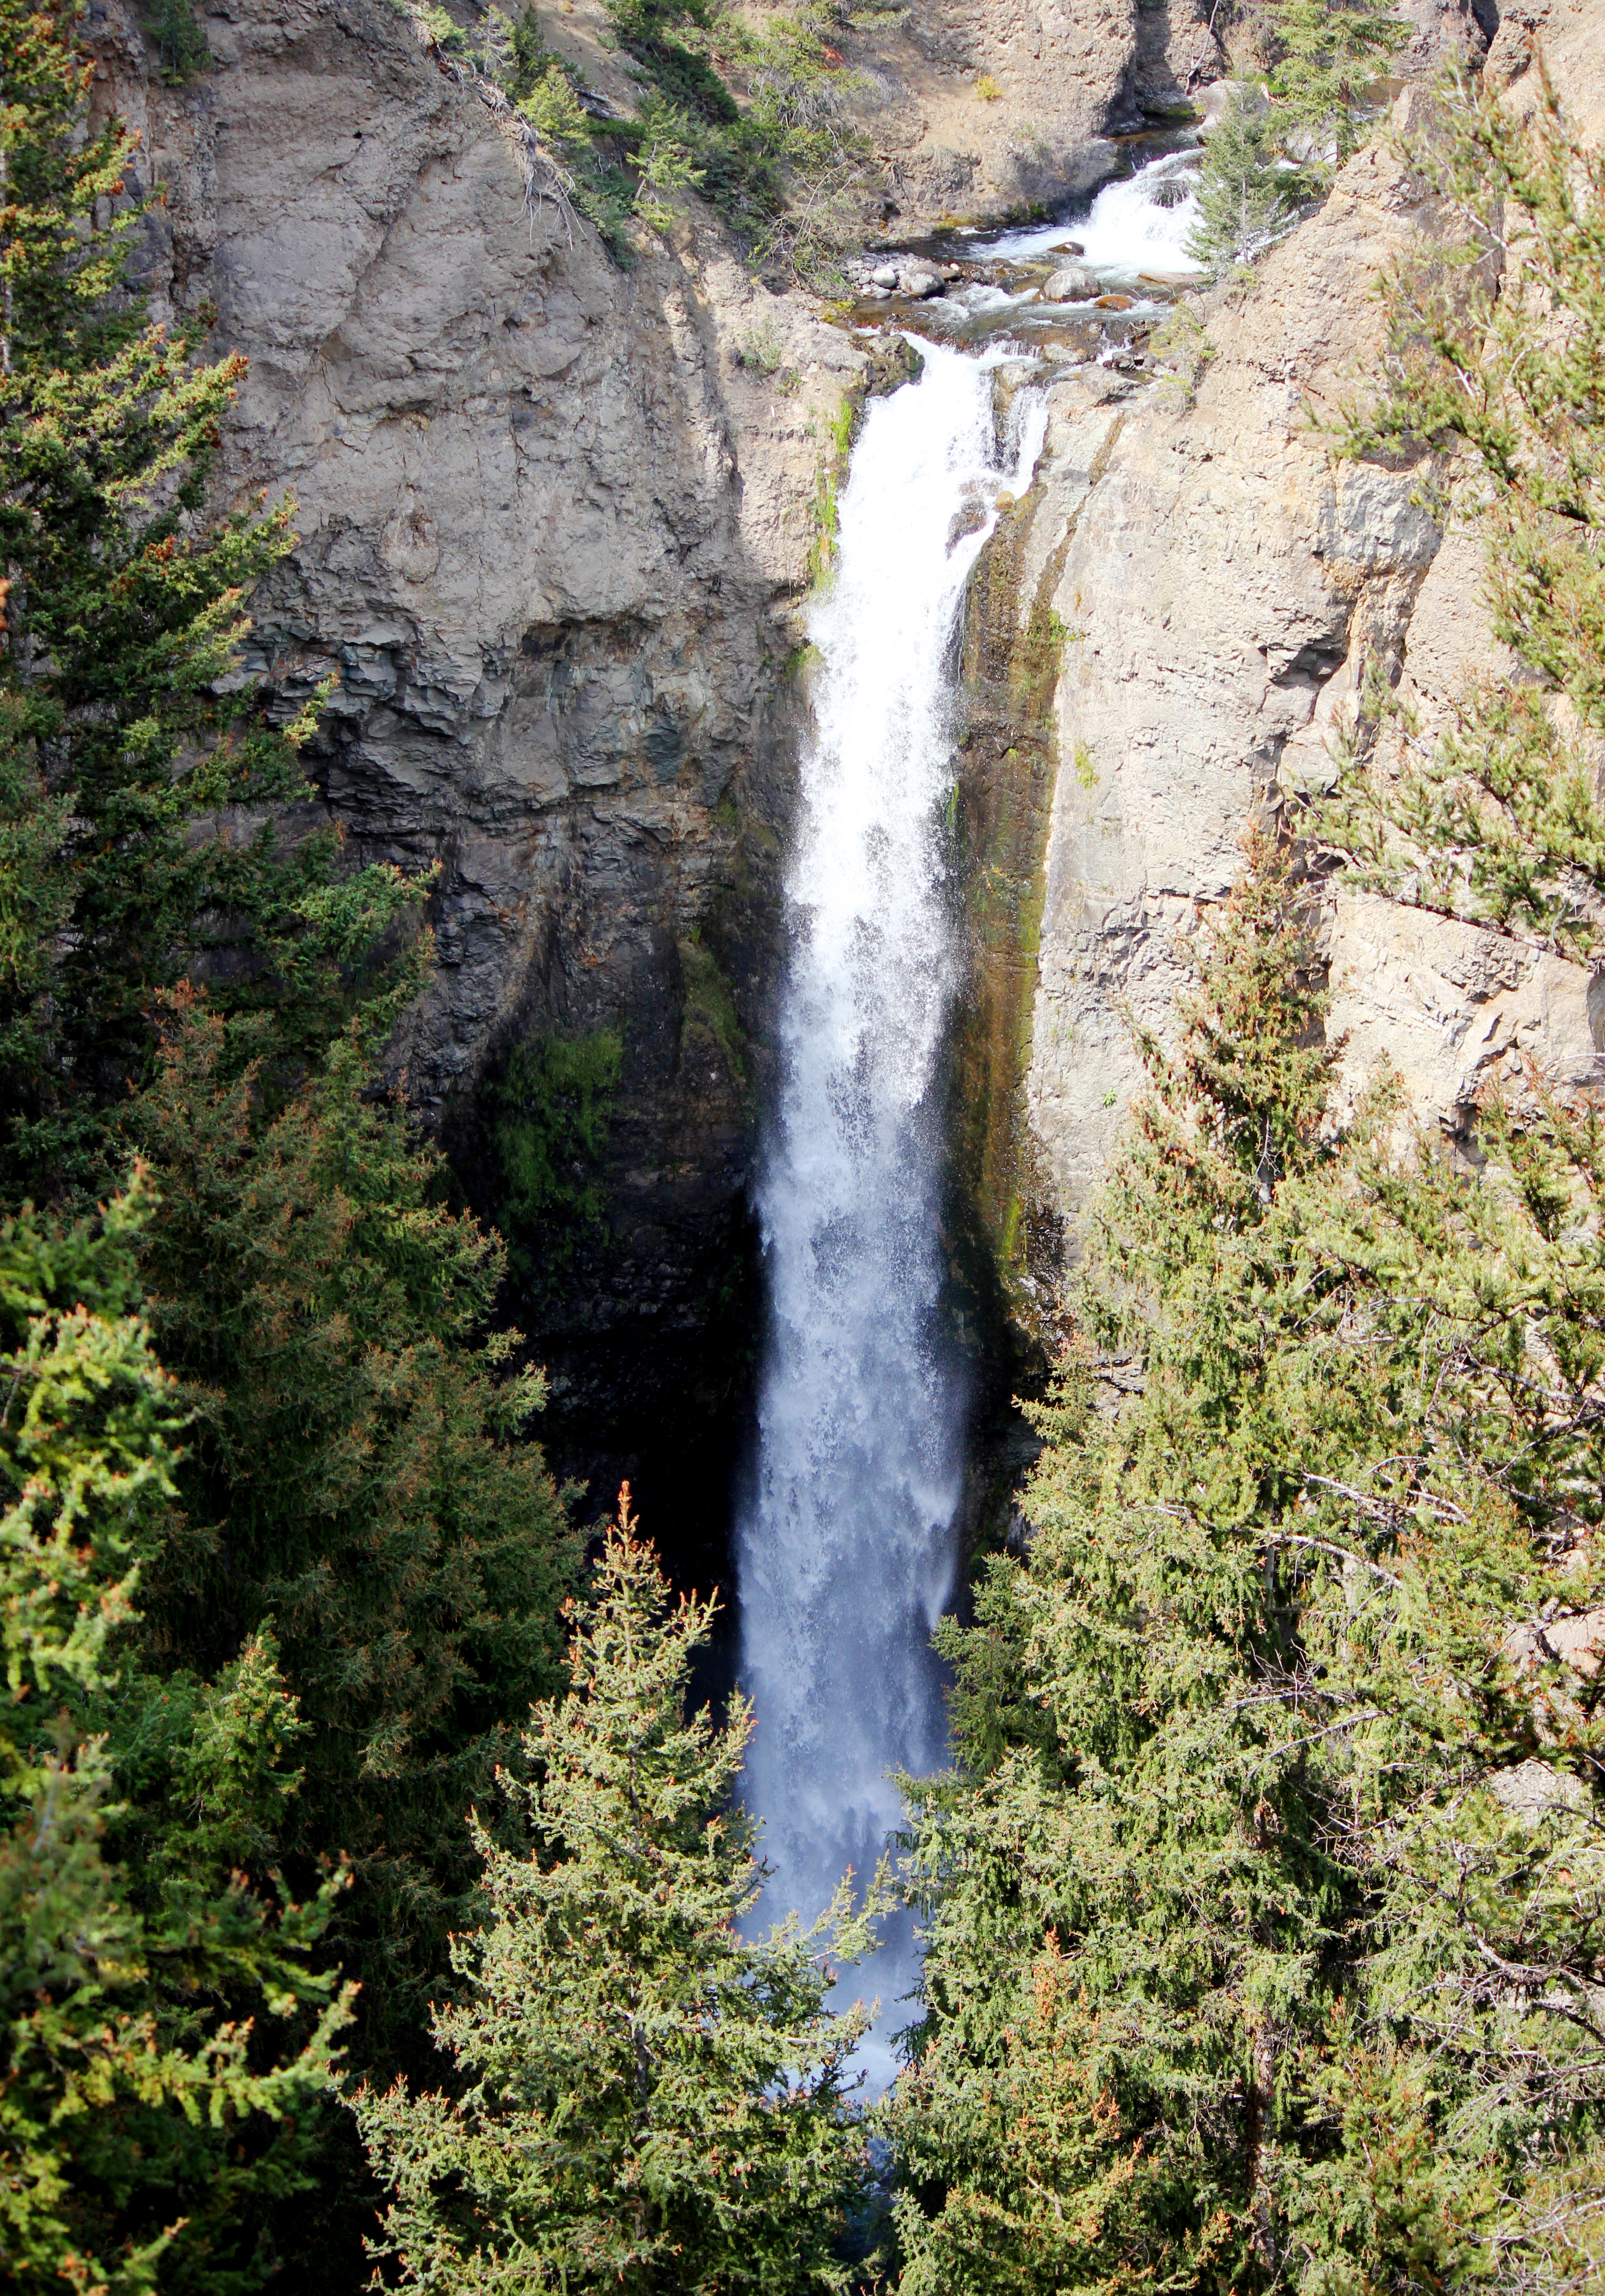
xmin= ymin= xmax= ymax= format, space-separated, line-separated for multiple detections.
xmin=737 ymin=341 xmax=1046 ymax=2086
xmin=977 ymin=146 xmax=1205 ymax=277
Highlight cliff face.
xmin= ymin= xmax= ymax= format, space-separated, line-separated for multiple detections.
xmin=88 ymin=0 xmax=878 ymax=1459
xmin=1017 ymin=1 xmax=1605 ymax=1263
xmin=82 ymin=0 xmax=1163 ymax=1418
xmin=831 ymin=0 xmax=1193 ymax=230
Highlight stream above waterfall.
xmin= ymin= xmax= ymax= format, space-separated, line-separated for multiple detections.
xmin=841 ymin=141 xmax=1205 ymax=362
xmin=735 ymin=344 xmax=1047 ymax=2090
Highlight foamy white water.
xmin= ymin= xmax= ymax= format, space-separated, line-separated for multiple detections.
xmin=980 ymin=146 xmax=1204 ymax=278
xmin=737 ymin=342 xmax=1045 ymax=2088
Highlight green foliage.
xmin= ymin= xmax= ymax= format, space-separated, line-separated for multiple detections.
xmin=807 ymin=392 xmax=856 ymax=581
xmin=886 ymin=840 xmax=1605 ymax=2292
xmin=1186 ymin=91 xmax=1295 ymax=280
xmin=0 ymin=1179 xmax=354 ymax=2294
xmin=634 ymin=115 xmax=710 ymax=228
xmin=680 ymin=933 xmax=747 ymax=1083
xmin=1151 ymin=299 xmax=1216 ymax=406
xmin=501 ymin=1 xmax=555 ymax=97
xmin=0 ymin=0 xmax=137 ymax=374
xmin=521 ymin=57 xmax=594 ymax=144
xmin=134 ymin=1009 xmax=579 ymax=2067
xmin=737 ymin=1 xmax=872 ymax=283
xmin=1187 ymin=2 xmax=1406 ymax=281
xmin=737 ymin=315 xmax=786 ymax=372
xmin=353 ymin=1492 xmax=880 ymax=2293
xmin=488 ymin=1027 xmax=622 ymax=1287
xmin=1325 ymin=72 xmax=1605 ymax=960
xmin=142 ymin=0 xmax=210 ymax=83
xmin=736 ymin=314 xmax=799 ymax=390
xmin=2 ymin=12 xmax=585 ymax=2285
xmin=1267 ymin=0 xmax=1408 ymax=165
xmin=406 ymin=0 xmax=871 ymax=280
xmin=0 ymin=0 xmax=419 ymax=1201
xmin=607 ymin=0 xmax=871 ymax=279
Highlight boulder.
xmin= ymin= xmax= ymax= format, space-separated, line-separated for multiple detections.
xmin=1041 ymin=262 xmax=1101 ymax=303
xmin=897 ymin=261 xmax=946 ymax=299
xmin=865 ymin=335 xmax=926 ymax=398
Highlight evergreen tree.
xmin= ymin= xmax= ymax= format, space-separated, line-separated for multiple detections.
xmin=0 ymin=1178 xmax=353 ymax=2294
xmin=886 ymin=843 xmax=1605 ymax=2292
xmin=1187 ymin=91 xmax=1294 ymax=280
xmin=0 ymin=0 xmax=412 ymax=1199
xmin=354 ymin=1490 xmax=880 ymax=2295
xmin=134 ymin=1006 xmax=579 ymax=2070
xmin=1267 ymin=0 xmax=1408 ymax=170
xmin=7 ymin=20 xmax=581 ymax=2281
xmin=1187 ymin=2 xmax=1406 ymax=282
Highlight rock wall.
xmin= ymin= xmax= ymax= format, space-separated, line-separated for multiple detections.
xmin=834 ymin=0 xmax=1206 ymax=232
xmin=81 ymin=0 xmax=1170 ymax=1398
xmin=1018 ymin=6 xmax=1605 ymax=1260
xmin=85 ymin=0 xmax=1605 ymax=1481
xmin=86 ymin=0 xmax=875 ymax=1466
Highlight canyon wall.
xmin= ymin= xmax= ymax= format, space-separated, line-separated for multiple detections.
xmin=82 ymin=0 xmax=1605 ymax=1458
xmin=1018 ymin=0 xmax=1605 ymax=1265
xmin=88 ymin=0 xmax=875 ymax=1461
xmin=81 ymin=0 xmax=1163 ymax=1466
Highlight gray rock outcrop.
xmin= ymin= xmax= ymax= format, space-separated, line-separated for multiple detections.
xmin=1041 ymin=262 xmax=1102 ymax=302
xmin=84 ymin=0 xmax=869 ymax=1421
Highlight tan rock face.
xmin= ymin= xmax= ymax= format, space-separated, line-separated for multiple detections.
xmin=1024 ymin=117 xmax=1448 ymax=1231
xmin=1488 ymin=2 xmax=1605 ymax=142
xmin=835 ymin=0 xmax=1155 ymax=231
xmin=1326 ymin=892 xmax=1600 ymax=1131
xmin=1020 ymin=30 xmax=1605 ymax=1252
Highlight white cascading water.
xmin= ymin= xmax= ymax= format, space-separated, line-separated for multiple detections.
xmin=979 ymin=146 xmax=1205 ymax=278
xmin=737 ymin=341 xmax=1045 ymax=2087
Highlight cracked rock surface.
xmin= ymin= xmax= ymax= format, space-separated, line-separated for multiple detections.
xmin=1016 ymin=23 xmax=1605 ymax=1247
xmin=85 ymin=0 xmax=868 ymax=1430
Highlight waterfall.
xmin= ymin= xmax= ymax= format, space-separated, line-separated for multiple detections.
xmin=737 ymin=341 xmax=1045 ymax=2086
xmin=978 ymin=146 xmax=1205 ymax=278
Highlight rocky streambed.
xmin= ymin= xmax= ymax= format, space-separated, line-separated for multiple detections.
xmin=836 ymin=140 xmax=1203 ymax=376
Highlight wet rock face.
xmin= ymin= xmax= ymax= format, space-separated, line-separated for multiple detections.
xmin=1042 ymin=262 xmax=1101 ymax=303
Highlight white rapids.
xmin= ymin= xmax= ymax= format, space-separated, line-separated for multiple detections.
xmin=737 ymin=341 xmax=1045 ymax=2089
xmin=979 ymin=145 xmax=1205 ymax=280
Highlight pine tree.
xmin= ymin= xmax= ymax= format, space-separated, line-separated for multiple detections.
xmin=886 ymin=841 xmax=1605 ymax=2292
xmin=1187 ymin=91 xmax=1295 ymax=280
xmin=133 ymin=1007 xmax=579 ymax=2070
xmin=0 ymin=0 xmax=413 ymax=1199
xmin=0 ymin=1178 xmax=353 ymax=2294
xmin=354 ymin=1490 xmax=880 ymax=2295
xmin=2 ymin=11 xmax=587 ymax=2284
xmin=1267 ymin=0 xmax=1408 ymax=170
xmin=1187 ymin=3 xmax=1406 ymax=282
